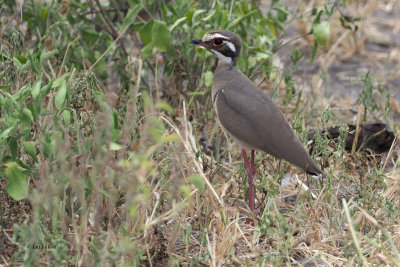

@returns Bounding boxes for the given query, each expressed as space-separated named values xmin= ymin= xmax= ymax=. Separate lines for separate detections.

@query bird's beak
xmin=191 ymin=38 xmax=203 ymax=45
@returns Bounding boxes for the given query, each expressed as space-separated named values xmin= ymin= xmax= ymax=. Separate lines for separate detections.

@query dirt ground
xmin=277 ymin=1 xmax=400 ymax=103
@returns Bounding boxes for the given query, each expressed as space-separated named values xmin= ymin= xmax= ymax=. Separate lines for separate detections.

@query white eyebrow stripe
xmin=210 ymin=49 xmax=233 ymax=64
xmin=202 ymin=33 xmax=229 ymax=42
xmin=210 ymin=33 xmax=229 ymax=39
xmin=224 ymin=41 xmax=236 ymax=53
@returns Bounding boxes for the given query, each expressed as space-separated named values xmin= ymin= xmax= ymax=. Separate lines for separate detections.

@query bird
xmin=191 ymin=30 xmax=322 ymax=223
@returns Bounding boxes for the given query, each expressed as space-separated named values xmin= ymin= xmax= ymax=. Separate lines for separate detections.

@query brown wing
xmin=215 ymin=81 xmax=322 ymax=175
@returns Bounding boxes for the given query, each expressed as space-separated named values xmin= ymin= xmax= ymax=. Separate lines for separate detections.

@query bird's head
xmin=191 ymin=30 xmax=242 ymax=65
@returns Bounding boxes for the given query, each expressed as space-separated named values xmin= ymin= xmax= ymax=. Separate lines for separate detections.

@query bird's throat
xmin=211 ymin=49 xmax=236 ymax=68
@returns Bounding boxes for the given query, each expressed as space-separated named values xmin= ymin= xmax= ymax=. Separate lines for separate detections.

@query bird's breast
xmin=213 ymin=90 xmax=258 ymax=151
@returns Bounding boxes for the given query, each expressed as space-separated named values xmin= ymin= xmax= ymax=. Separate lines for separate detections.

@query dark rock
xmin=309 ymin=123 xmax=395 ymax=154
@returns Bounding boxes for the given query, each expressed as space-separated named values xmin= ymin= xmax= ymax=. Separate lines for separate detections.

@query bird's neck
xmin=213 ymin=55 xmax=238 ymax=73
xmin=214 ymin=58 xmax=236 ymax=72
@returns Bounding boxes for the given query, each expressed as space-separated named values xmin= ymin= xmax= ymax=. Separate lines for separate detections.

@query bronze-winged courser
xmin=191 ymin=30 xmax=322 ymax=223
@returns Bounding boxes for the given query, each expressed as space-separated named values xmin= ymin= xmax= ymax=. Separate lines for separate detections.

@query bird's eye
xmin=213 ymin=38 xmax=223 ymax=46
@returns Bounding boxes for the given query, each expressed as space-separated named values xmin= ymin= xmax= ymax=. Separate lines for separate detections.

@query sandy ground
xmin=273 ymin=1 xmax=400 ymax=102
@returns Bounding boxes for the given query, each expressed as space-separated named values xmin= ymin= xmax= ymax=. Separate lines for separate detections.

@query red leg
xmin=250 ymin=150 xmax=255 ymax=174
xmin=242 ymin=149 xmax=255 ymax=225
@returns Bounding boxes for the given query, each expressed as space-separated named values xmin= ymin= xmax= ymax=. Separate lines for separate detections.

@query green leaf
xmin=313 ymin=21 xmax=330 ymax=45
xmin=5 ymin=162 xmax=29 ymax=201
xmin=112 ymin=129 xmax=121 ymax=142
xmin=0 ymin=127 xmax=14 ymax=143
xmin=156 ymin=101 xmax=174 ymax=115
xmin=23 ymin=141 xmax=38 ymax=162
xmin=31 ymin=79 xmax=41 ymax=99
xmin=139 ymin=20 xmax=154 ymax=45
xmin=22 ymin=108 xmax=33 ymax=122
xmin=141 ymin=41 xmax=153 ymax=60
xmin=169 ymin=17 xmax=187 ymax=32
xmin=112 ymin=110 xmax=120 ymax=129
xmin=52 ymin=73 xmax=69 ymax=88
xmin=189 ymin=174 xmax=205 ymax=193
xmin=120 ymin=3 xmax=143 ymax=32
xmin=274 ymin=7 xmax=290 ymax=22
xmin=14 ymin=55 xmax=27 ymax=64
xmin=201 ymin=10 xmax=216 ymax=22
xmin=248 ymin=56 xmax=256 ymax=68
xmin=41 ymin=109 xmax=57 ymax=115
xmin=26 ymin=50 xmax=40 ymax=74
xmin=18 ymin=63 xmax=31 ymax=73
xmin=109 ymin=142 xmax=123 ymax=151
xmin=255 ymin=52 xmax=270 ymax=61
xmin=267 ymin=19 xmax=278 ymax=38
xmin=40 ymin=8 xmax=48 ymax=22
xmin=62 ymin=109 xmax=71 ymax=124
xmin=152 ymin=21 xmax=169 ymax=52
xmin=290 ymin=48 xmax=304 ymax=64
xmin=82 ymin=26 xmax=100 ymax=46
xmin=12 ymin=57 xmax=23 ymax=67
xmin=228 ymin=10 xmax=258 ymax=29
xmin=41 ymin=79 xmax=54 ymax=97
xmin=191 ymin=9 xmax=206 ymax=24
xmin=28 ymin=99 xmax=40 ymax=120
xmin=149 ymin=117 xmax=165 ymax=143
xmin=40 ymin=50 xmax=58 ymax=62
xmin=9 ymin=138 xmax=18 ymax=159
xmin=204 ymin=71 xmax=214 ymax=87
xmin=310 ymin=41 xmax=318 ymax=63
xmin=55 ymin=81 xmax=67 ymax=110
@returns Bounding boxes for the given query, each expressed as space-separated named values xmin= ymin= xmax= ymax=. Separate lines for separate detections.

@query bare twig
xmin=93 ymin=0 xmax=128 ymax=56
xmin=351 ymin=106 xmax=363 ymax=154
xmin=58 ymin=36 xmax=79 ymax=77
